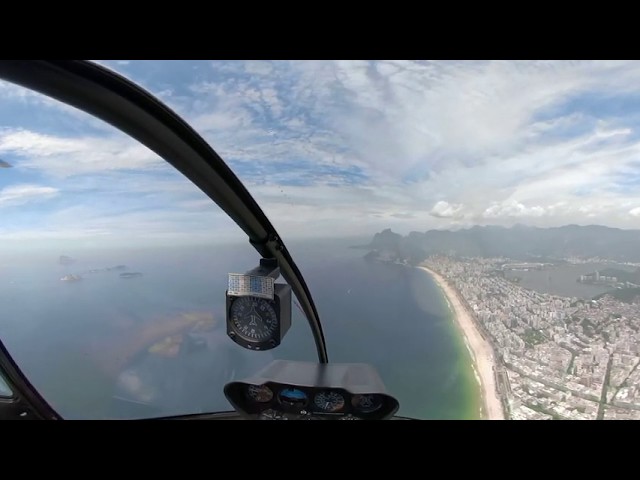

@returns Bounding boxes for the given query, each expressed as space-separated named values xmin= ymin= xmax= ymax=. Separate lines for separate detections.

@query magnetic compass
xmin=226 ymin=259 xmax=291 ymax=351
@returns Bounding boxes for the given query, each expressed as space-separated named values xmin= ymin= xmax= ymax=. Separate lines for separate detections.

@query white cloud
xmin=0 ymin=184 xmax=58 ymax=206
xmin=0 ymin=79 xmax=114 ymax=132
xmin=243 ymin=61 xmax=274 ymax=76
xmin=0 ymin=129 xmax=165 ymax=177
xmin=429 ymin=201 xmax=464 ymax=219
xmin=483 ymin=201 xmax=546 ymax=219
xmin=0 ymin=198 xmax=239 ymax=246
xmin=175 ymin=60 xmax=640 ymax=234
xmin=5 ymin=60 xmax=640 ymax=241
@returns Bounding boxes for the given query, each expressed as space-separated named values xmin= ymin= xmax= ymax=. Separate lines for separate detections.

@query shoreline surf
xmin=418 ymin=265 xmax=505 ymax=420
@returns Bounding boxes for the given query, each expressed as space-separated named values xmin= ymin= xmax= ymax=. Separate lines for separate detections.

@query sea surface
xmin=0 ymin=239 xmax=479 ymax=420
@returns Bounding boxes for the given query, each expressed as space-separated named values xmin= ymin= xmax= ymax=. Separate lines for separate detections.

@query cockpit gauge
xmin=352 ymin=394 xmax=383 ymax=413
xmin=278 ymin=387 xmax=308 ymax=408
xmin=226 ymin=259 xmax=291 ymax=351
xmin=224 ymin=361 xmax=401 ymax=420
xmin=246 ymin=384 xmax=273 ymax=403
xmin=313 ymin=391 xmax=345 ymax=412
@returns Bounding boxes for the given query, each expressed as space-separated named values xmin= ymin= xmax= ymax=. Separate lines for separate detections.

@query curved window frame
xmin=0 ymin=60 xmax=328 ymax=419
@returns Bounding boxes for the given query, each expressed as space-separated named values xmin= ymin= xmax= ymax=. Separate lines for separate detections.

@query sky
xmin=2 ymin=60 xmax=640 ymax=249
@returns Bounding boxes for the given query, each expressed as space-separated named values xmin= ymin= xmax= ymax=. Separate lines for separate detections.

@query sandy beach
xmin=418 ymin=266 xmax=505 ymax=420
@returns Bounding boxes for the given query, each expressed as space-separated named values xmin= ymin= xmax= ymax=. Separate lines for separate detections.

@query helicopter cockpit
xmin=0 ymin=60 xmax=404 ymax=420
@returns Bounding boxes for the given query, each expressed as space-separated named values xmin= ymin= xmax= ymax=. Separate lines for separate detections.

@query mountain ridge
xmin=364 ymin=224 xmax=640 ymax=264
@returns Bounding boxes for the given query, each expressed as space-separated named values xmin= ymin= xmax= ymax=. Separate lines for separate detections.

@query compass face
xmin=229 ymin=296 xmax=278 ymax=343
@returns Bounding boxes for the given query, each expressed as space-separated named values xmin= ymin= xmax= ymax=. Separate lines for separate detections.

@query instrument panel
xmin=224 ymin=360 xmax=400 ymax=420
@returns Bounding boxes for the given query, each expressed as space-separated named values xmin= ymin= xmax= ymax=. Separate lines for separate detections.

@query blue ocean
xmin=0 ymin=239 xmax=479 ymax=419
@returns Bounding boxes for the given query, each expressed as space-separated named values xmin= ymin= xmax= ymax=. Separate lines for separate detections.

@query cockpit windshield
xmin=0 ymin=71 xmax=319 ymax=419
xmin=6 ymin=61 xmax=640 ymax=421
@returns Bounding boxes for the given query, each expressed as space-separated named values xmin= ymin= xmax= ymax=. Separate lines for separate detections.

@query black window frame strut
xmin=0 ymin=60 xmax=329 ymax=366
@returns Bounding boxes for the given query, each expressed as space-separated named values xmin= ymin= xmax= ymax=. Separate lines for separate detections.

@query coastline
xmin=418 ymin=266 xmax=505 ymax=420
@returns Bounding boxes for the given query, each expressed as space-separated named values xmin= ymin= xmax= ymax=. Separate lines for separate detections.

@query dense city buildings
xmin=423 ymin=256 xmax=640 ymax=420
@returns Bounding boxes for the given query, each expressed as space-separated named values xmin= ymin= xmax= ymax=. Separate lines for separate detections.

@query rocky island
xmin=120 ymin=272 xmax=143 ymax=279
xmin=60 ymin=274 xmax=82 ymax=282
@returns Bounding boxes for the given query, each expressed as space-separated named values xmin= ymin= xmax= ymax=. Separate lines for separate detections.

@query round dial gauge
xmin=229 ymin=296 xmax=278 ymax=342
xmin=278 ymin=388 xmax=308 ymax=408
xmin=351 ymin=394 xmax=383 ymax=413
xmin=314 ymin=391 xmax=345 ymax=412
xmin=246 ymin=384 xmax=273 ymax=403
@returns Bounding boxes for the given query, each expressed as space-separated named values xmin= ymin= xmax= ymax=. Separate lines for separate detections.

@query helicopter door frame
xmin=0 ymin=60 xmax=328 ymax=364
xmin=0 ymin=59 xmax=330 ymax=420
xmin=0 ymin=342 xmax=60 ymax=419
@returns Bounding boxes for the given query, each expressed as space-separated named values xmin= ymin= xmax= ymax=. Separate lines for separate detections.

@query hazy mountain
xmin=366 ymin=224 xmax=640 ymax=263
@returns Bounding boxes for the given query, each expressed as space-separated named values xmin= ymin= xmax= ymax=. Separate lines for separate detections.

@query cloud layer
xmin=2 ymin=60 xmax=640 ymax=248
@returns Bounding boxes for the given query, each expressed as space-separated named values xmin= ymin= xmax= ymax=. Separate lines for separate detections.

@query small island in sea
xmin=60 ymin=274 xmax=82 ymax=282
xmin=120 ymin=272 xmax=143 ymax=279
